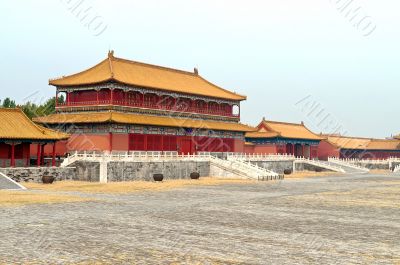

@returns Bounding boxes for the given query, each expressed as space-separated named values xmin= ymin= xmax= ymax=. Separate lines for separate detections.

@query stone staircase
xmin=212 ymin=156 xmax=281 ymax=180
xmin=295 ymin=158 xmax=346 ymax=173
xmin=327 ymin=158 xmax=370 ymax=174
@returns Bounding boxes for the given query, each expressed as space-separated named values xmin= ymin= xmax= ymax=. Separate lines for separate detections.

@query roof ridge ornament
xmin=194 ymin=67 xmax=199 ymax=75
xmin=108 ymin=50 xmax=114 ymax=78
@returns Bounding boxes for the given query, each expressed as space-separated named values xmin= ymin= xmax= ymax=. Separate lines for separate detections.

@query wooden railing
xmin=57 ymin=100 xmax=238 ymax=117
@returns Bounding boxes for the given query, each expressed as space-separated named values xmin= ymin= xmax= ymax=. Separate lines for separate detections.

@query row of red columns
xmin=35 ymin=143 xmax=57 ymax=167
xmin=285 ymin=144 xmax=314 ymax=158
xmin=59 ymin=89 xmax=237 ymax=117
xmin=7 ymin=142 xmax=57 ymax=168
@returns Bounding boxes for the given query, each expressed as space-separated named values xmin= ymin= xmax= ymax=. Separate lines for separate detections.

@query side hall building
xmin=318 ymin=135 xmax=400 ymax=160
xmin=244 ymin=118 xmax=323 ymax=158
xmin=0 ymin=108 xmax=69 ymax=167
xmin=35 ymin=51 xmax=254 ymax=154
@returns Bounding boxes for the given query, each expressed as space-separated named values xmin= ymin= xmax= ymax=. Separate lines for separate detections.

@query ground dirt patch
xmin=0 ymin=190 xmax=93 ymax=207
xmin=24 ymin=178 xmax=256 ymax=194
xmin=285 ymin=171 xmax=343 ymax=179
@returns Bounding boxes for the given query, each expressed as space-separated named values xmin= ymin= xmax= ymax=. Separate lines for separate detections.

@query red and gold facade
xmin=245 ymin=119 xmax=324 ymax=159
xmin=35 ymin=51 xmax=253 ymax=154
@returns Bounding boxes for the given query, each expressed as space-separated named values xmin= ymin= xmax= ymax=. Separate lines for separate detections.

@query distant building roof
xmin=0 ymin=108 xmax=69 ymax=141
xmin=49 ymin=51 xmax=246 ymax=101
xmin=323 ymin=135 xmax=400 ymax=150
xmin=34 ymin=111 xmax=255 ymax=132
xmin=246 ymin=119 xmax=323 ymax=141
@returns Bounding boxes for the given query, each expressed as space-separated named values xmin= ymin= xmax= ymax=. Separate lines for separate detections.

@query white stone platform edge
xmin=0 ymin=172 xmax=27 ymax=190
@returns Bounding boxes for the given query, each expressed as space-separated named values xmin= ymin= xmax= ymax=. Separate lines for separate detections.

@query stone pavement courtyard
xmin=1 ymin=174 xmax=400 ymax=264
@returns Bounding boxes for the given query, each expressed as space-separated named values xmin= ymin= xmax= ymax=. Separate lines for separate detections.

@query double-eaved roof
xmin=49 ymin=51 xmax=246 ymax=101
xmin=0 ymin=108 xmax=69 ymax=141
xmin=34 ymin=111 xmax=255 ymax=132
xmin=246 ymin=119 xmax=324 ymax=141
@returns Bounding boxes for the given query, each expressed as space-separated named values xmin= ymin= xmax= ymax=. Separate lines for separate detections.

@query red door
xmin=179 ymin=137 xmax=193 ymax=155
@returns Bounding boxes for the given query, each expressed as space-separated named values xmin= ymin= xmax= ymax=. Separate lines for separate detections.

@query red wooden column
xmin=302 ymin=144 xmax=305 ymax=158
xmin=41 ymin=144 xmax=46 ymax=166
xmin=10 ymin=143 xmax=15 ymax=168
xmin=160 ymin=135 xmax=164 ymax=152
xmin=52 ymin=142 xmax=57 ymax=167
xmin=96 ymin=89 xmax=100 ymax=105
xmin=144 ymin=135 xmax=148 ymax=151
xmin=55 ymin=91 xmax=58 ymax=108
xmin=66 ymin=92 xmax=70 ymax=106
xmin=110 ymin=88 xmax=114 ymax=105
xmin=25 ymin=144 xmax=30 ymax=167
xmin=109 ymin=132 xmax=113 ymax=153
xmin=37 ymin=143 xmax=41 ymax=167
xmin=190 ymin=99 xmax=195 ymax=112
xmin=141 ymin=93 xmax=145 ymax=107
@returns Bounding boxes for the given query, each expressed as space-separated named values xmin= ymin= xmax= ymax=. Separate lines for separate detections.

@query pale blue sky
xmin=1 ymin=0 xmax=399 ymax=138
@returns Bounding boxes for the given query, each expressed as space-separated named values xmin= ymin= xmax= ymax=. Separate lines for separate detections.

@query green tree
xmin=1 ymin=96 xmax=59 ymax=119
xmin=2 ymin=98 xmax=16 ymax=108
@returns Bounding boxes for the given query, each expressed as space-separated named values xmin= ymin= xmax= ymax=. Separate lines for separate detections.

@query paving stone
xmin=0 ymin=174 xmax=399 ymax=264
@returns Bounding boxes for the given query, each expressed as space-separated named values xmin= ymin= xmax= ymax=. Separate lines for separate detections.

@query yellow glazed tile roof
xmin=325 ymin=135 xmax=400 ymax=150
xmin=326 ymin=136 xmax=370 ymax=150
xmin=255 ymin=119 xmax=324 ymax=140
xmin=0 ymin=108 xmax=69 ymax=140
xmin=367 ymin=139 xmax=400 ymax=150
xmin=49 ymin=51 xmax=246 ymax=101
xmin=34 ymin=111 xmax=255 ymax=132
xmin=245 ymin=131 xmax=279 ymax=138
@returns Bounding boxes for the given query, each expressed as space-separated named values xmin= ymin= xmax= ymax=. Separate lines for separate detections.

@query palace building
xmin=34 ymin=51 xmax=254 ymax=154
xmin=0 ymin=108 xmax=69 ymax=167
xmin=317 ymin=135 xmax=400 ymax=160
xmin=244 ymin=118 xmax=323 ymax=158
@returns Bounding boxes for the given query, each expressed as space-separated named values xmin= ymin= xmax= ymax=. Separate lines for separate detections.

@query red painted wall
xmin=252 ymin=144 xmax=277 ymax=154
xmin=318 ymin=140 xmax=340 ymax=160
xmin=234 ymin=139 xmax=245 ymax=153
xmin=244 ymin=144 xmax=255 ymax=154
xmin=0 ymin=143 xmax=10 ymax=159
xmin=54 ymin=133 xmax=242 ymax=154
xmin=112 ymin=134 xmax=129 ymax=151
xmin=67 ymin=134 xmax=111 ymax=151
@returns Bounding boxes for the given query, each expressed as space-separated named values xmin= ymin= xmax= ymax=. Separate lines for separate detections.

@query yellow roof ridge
xmin=49 ymin=58 xmax=112 ymax=84
xmin=0 ymin=108 xmax=69 ymax=140
xmin=18 ymin=108 xmax=70 ymax=139
xmin=111 ymin=54 xmax=246 ymax=99
xmin=258 ymin=119 xmax=324 ymax=140
xmin=49 ymin=51 xmax=247 ymax=101
xmin=196 ymin=74 xmax=247 ymax=99
xmin=325 ymin=134 xmax=375 ymax=141
xmin=34 ymin=111 xmax=254 ymax=132
xmin=0 ymin=108 xmax=22 ymax=113
xmin=112 ymin=54 xmax=197 ymax=77
xmin=264 ymin=119 xmax=305 ymax=127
